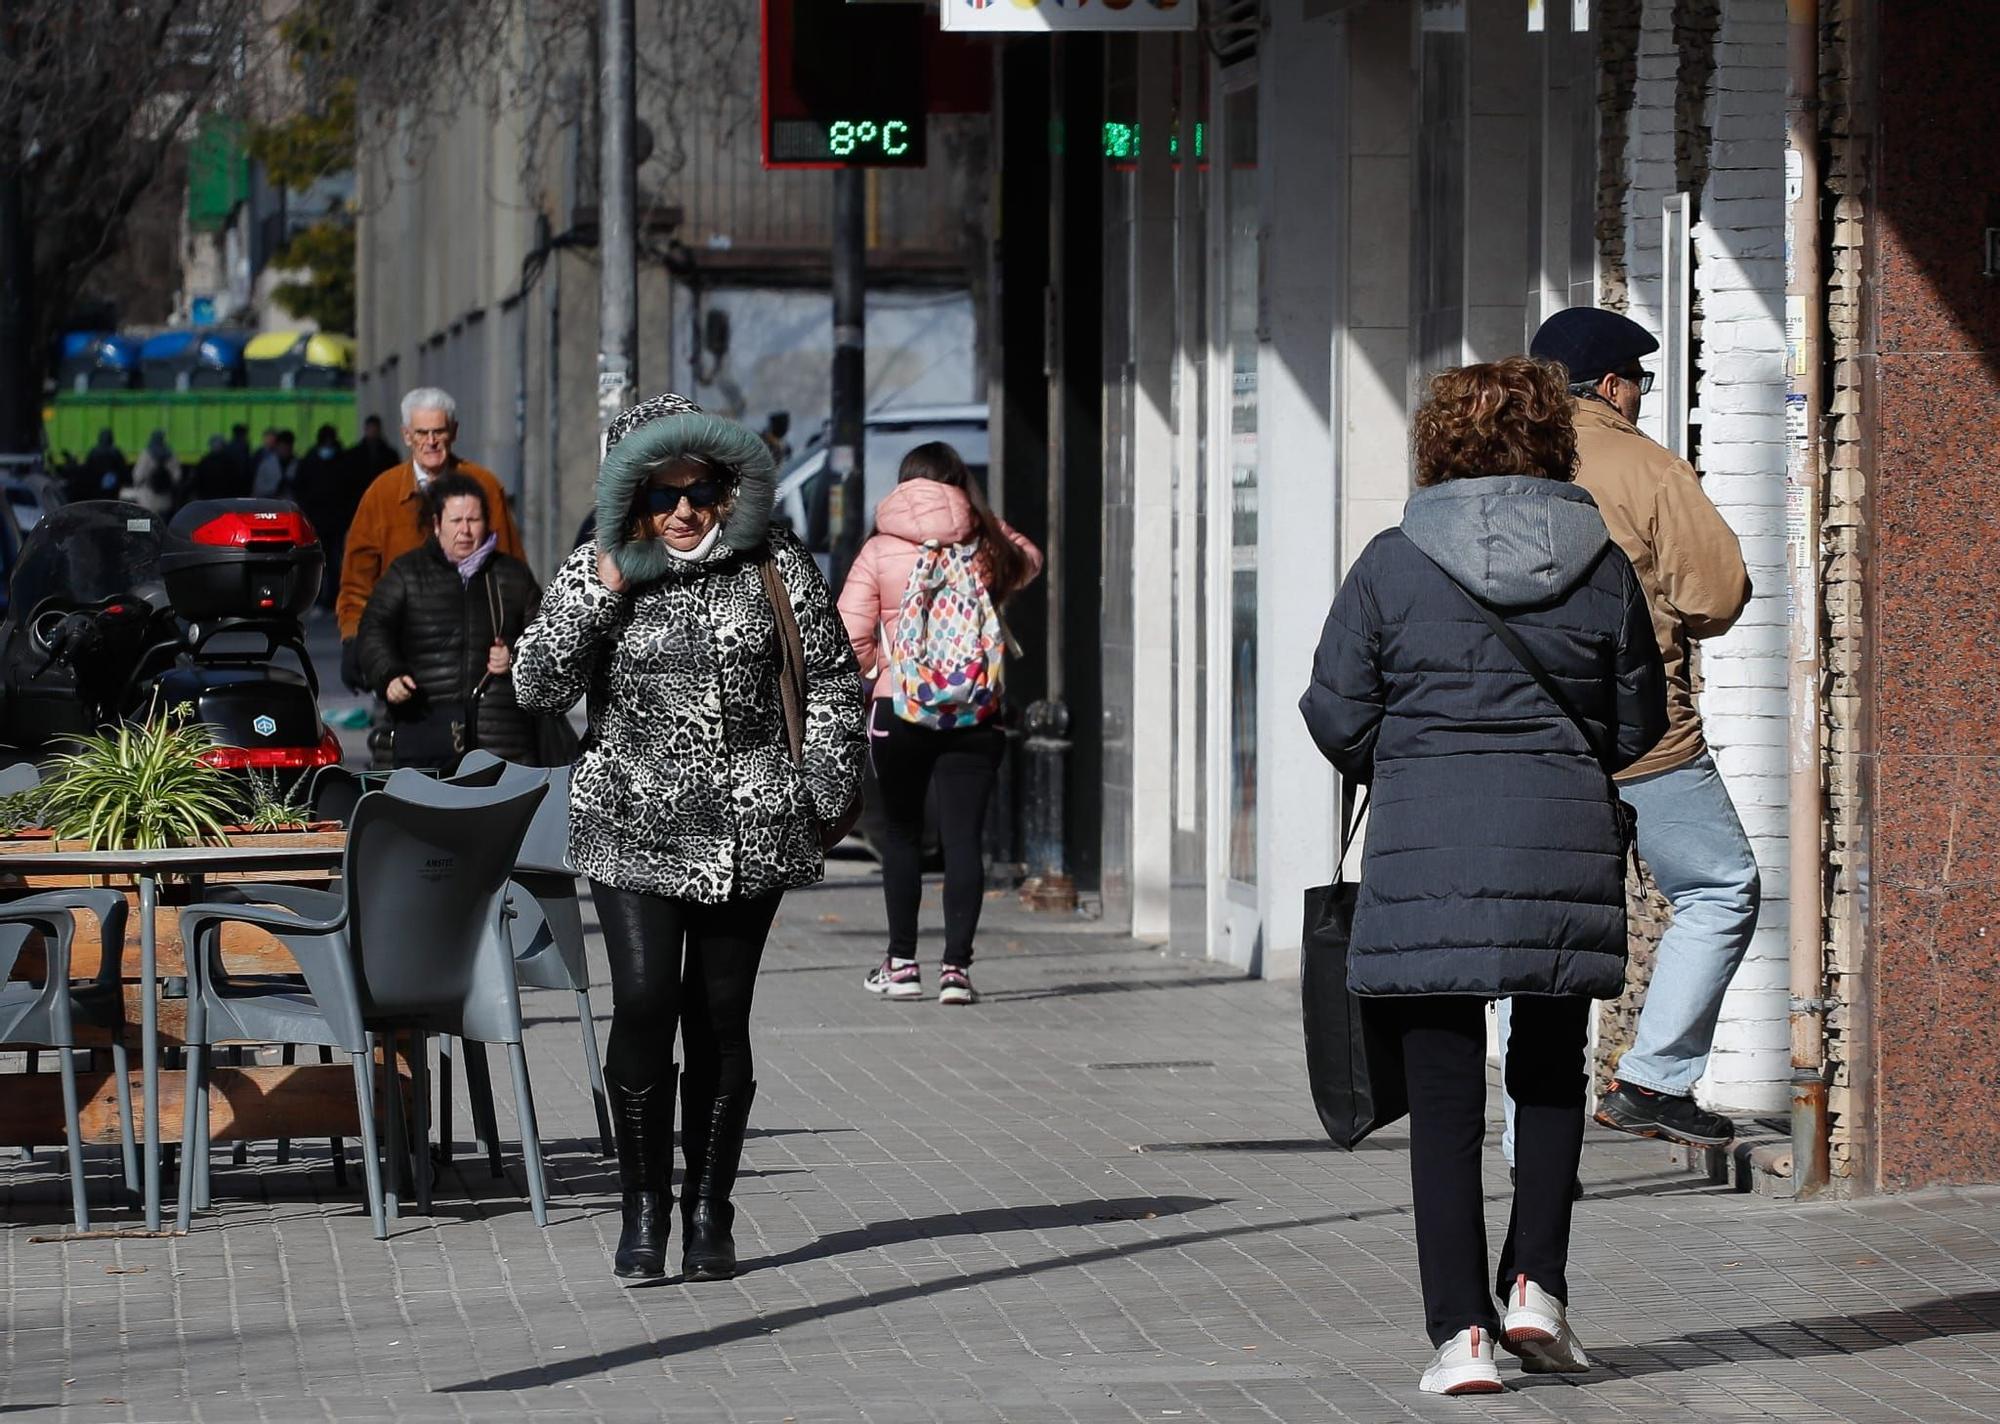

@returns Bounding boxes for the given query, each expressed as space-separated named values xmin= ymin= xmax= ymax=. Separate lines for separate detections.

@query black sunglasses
xmin=1619 ymin=368 xmax=1657 ymax=396
xmin=642 ymin=476 xmax=731 ymax=515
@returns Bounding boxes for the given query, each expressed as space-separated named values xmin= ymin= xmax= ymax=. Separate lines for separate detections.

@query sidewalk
xmin=5 ymin=868 xmax=2000 ymax=1422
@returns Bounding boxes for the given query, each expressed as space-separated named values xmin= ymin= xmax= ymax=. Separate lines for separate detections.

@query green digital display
xmin=768 ymin=117 xmax=922 ymax=166
xmin=1101 ymin=122 xmax=1207 ymax=161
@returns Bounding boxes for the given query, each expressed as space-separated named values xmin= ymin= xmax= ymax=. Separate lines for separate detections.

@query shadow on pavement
xmin=754 ymin=1194 xmax=1225 ymax=1272
xmin=1592 ymin=1289 xmax=2000 ymax=1379
xmin=447 ymin=1198 xmax=1443 ymax=1393
xmin=980 ymin=974 xmax=1249 ymax=1003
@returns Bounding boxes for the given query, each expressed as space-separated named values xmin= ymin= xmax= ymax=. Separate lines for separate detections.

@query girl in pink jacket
xmin=837 ymin=442 xmax=1042 ymax=1004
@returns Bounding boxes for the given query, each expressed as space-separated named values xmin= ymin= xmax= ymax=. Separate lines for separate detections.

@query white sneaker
xmin=1418 ymin=1325 xmax=1504 ymax=1396
xmin=1501 ymin=1274 xmax=1592 ymax=1374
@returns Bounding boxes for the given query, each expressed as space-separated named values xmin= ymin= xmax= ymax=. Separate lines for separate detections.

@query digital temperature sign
xmin=762 ymin=0 xmax=928 ymax=169
xmin=769 ymin=117 xmax=919 ymax=166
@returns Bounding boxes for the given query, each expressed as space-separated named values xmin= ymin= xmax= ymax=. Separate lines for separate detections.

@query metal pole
xmin=1785 ymin=0 xmax=1829 ymax=1198
xmin=1022 ymin=36 xmax=1075 ymax=913
xmin=830 ymin=169 xmax=867 ymax=583
xmin=544 ymin=223 xmax=563 ymax=572
xmin=596 ymin=0 xmax=638 ymax=444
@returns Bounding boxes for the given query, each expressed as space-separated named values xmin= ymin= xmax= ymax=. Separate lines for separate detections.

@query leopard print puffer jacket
xmin=515 ymin=529 xmax=863 ymax=903
xmin=513 ymin=389 xmax=863 ymax=904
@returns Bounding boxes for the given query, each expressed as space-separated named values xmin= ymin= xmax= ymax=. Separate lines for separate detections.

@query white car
xmin=772 ymin=403 xmax=989 ymax=584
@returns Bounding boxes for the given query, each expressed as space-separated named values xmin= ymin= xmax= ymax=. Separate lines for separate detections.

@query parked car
xmin=772 ymin=403 xmax=989 ymax=586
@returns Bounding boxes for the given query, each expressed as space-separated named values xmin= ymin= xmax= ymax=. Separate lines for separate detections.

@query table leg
xmin=139 ymin=874 xmax=160 ymax=1232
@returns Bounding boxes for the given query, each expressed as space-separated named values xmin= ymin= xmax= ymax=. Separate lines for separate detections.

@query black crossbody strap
xmin=1416 ymin=551 xmax=1617 ymax=773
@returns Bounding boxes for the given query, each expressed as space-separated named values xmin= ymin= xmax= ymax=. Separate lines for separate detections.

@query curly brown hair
xmin=1411 ymin=357 xmax=1578 ymax=487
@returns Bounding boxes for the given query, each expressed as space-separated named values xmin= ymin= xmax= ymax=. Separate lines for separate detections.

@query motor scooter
xmin=0 ymin=499 xmax=340 ymax=779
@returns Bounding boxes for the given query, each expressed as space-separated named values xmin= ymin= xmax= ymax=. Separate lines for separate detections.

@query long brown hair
xmin=895 ymin=442 xmax=1031 ymax=601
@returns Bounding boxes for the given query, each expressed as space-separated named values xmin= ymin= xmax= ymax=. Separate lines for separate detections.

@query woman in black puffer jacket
xmin=355 ymin=472 xmax=543 ymax=766
xmin=1300 ymin=358 xmax=1666 ymax=1397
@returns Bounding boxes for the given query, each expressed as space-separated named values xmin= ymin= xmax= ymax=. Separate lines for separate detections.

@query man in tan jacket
xmin=1500 ymin=308 xmax=1759 ymax=1156
xmin=336 ymin=387 xmax=524 ymax=686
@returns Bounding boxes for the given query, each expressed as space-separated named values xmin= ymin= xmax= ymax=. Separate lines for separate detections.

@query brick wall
xmin=1687 ymin=0 xmax=1791 ymax=1115
xmin=1594 ymin=0 xmax=1793 ymax=1114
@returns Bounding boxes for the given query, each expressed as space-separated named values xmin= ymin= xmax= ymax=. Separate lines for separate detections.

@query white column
xmin=1129 ymin=37 xmax=1176 ymax=942
xmin=1340 ymin=0 xmax=1413 ymax=566
xmin=1254 ymin=0 xmax=1343 ymax=980
xmin=1692 ymin=0 xmax=1791 ymax=1115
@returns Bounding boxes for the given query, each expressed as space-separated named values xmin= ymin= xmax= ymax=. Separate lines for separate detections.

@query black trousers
xmin=868 ymin=698 xmax=1006 ymax=967
xmin=589 ymin=881 xmax=783 ymax=1103
xmin=1389 ymin=993 xmax=1591 ymax=1345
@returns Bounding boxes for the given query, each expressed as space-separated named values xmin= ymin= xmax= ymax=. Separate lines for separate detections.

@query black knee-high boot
xmin=608 ymin=1066 xmax=675 ymax=1286
xmin=682 ymin=1081 xmax=755 ymax=1281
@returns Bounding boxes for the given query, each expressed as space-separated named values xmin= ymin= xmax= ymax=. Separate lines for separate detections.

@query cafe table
xmin=0 ymin=843 xmax=346 ymax=1231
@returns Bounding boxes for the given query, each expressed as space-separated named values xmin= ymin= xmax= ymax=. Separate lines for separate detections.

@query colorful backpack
xmin=887 ymin=539 xmax=1005 ymax=729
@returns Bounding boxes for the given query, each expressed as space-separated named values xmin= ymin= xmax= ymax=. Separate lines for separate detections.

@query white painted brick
xmin=1700 ymin=258 xmax=1786 ymax=294
xmin=1701 ymin=411 xmax=1786 ymax=444
xmin=1699 ymin=287 xmax=1783 ymax=325
xmin=1723 ymin=953 xmax=1793 ymax=994
xmin=1714 ymin=741 xmax=1787 ymax=781
xmin=1703 ymin=656 xmax=1788 ymax=690
xmin=1701 ymin=383 xmax=1785 ymax=417
xmin=1711 ymin=1013 xmax=1790 ymax=1055
xmin=1711 ymin=506 xmax=1787 ymax=540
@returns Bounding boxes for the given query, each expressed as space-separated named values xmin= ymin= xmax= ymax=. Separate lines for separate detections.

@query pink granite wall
xmin=1867 ymin=0 xmax=2000 ymax=1191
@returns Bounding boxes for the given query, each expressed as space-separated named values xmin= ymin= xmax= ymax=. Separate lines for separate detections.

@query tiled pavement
xmin=6 ymin=867 xmax=2000 ymax=1423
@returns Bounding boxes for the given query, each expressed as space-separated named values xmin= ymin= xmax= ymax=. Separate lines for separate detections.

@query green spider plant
xmin=40 ymin=717 xmax=238 ymax=851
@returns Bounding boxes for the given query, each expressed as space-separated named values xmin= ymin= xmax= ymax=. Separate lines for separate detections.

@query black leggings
xmin=868 ymin=698 xmax=1006 ymax=967
xmin=1390 ymin=993 xmax=1591 ymax=1345
xmin=590 ymin=881 xmax=783 ymax=1100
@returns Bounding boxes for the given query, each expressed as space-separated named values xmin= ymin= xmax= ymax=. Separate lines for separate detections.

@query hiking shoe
xmin=864 ymin=957 xmax=923 ymax=1000
xmin=1418 ymin=1325 xmax=1504 ymax=1396
xmin=1507 ymin=1166 xmax=1585 ymax=1201
xmin=938 ymin=966 xmax=978 ymax=1006
xmin=1594 ymin=1080 xmax=1734 ymax=1148
xmin=1501 ymin=1274 xmax=1592 ymax=1375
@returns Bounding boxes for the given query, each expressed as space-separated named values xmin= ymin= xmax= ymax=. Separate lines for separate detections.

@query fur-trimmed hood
xmin=595 ymin=391 xmax=776 ymax=585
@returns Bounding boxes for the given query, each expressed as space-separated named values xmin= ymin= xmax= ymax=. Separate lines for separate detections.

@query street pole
xmin=0 ymin=3 xmax=35 ymax=456
xmin=596 ymin=0 xmax=638 ymax=444
xmin=830 ymin=168 xmax=866 ymax=583
xmin=1022 ymin=36 xmax=1075 ymax=913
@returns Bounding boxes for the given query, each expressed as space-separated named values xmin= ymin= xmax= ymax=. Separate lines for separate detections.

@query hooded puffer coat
xmin=1299 ymin=476 xmax=1667 ymax=999
xmin=513 ymin=392 xmax=865 ymax=903
xmin=837 ymin=479 xmax=1042 ymax=694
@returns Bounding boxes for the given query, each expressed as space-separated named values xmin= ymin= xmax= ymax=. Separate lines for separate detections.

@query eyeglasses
xmin=1620 ymin=369 xmax=1656 ymax=396
xmin=643 ymin=476 xmax=731 ymax=515
xmin=407 ymin=426 xmax=452 ymax=445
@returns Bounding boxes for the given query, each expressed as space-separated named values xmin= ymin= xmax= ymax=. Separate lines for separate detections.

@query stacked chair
xmin=174 ymin=773 xmax=549 ymax=1236
xmin=0 ymin=763 xmax=139 ymax=1231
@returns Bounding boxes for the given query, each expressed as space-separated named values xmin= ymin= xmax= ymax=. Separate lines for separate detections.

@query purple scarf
xmin=455 ymin=533 xmax=499 ymax=585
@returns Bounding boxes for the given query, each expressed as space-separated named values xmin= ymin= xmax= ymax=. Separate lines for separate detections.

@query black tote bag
xmin=1301 ymin=783 xmax=1408 ymax=1150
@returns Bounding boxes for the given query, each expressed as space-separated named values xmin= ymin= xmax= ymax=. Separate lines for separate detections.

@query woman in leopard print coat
xmin=515 ymin=392 xmax=863 ymax=1289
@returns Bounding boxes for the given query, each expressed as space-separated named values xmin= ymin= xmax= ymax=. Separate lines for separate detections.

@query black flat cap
xmin=1529 ymin=307 xmax=1660 ymax=386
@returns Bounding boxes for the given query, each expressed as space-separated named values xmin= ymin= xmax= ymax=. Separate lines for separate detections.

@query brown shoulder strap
xmin=758 ymin=546 xmax=808 ymax=766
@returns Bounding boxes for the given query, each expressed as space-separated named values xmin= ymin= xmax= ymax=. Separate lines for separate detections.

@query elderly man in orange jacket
xmin=337 ymin=386 xmax=524 ymax=687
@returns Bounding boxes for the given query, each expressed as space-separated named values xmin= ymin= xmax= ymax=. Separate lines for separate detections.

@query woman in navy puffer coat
xmin=1299 ymin=357 xmax=1666 ymax=1396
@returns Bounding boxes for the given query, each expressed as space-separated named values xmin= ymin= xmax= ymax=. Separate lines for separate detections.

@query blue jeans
xmin=1500 ymin=754 xmax=1761 ymax=1162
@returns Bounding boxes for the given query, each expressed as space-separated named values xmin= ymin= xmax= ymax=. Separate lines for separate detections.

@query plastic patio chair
xmin=0 ymin=896 xmax=140 ymax=1230
xmin=174 ymin=773 xmax=548 ymax=1236
xmin=440 ymin=753 xmax=614 ymax=1165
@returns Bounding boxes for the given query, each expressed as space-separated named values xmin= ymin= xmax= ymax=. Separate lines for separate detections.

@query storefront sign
xmin=942 ymin=0 xmax=1194 ymax=34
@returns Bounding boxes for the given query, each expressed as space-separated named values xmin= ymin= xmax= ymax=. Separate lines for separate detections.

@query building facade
xmin=1003 ymin=0 xmax=1991 ymax=1194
